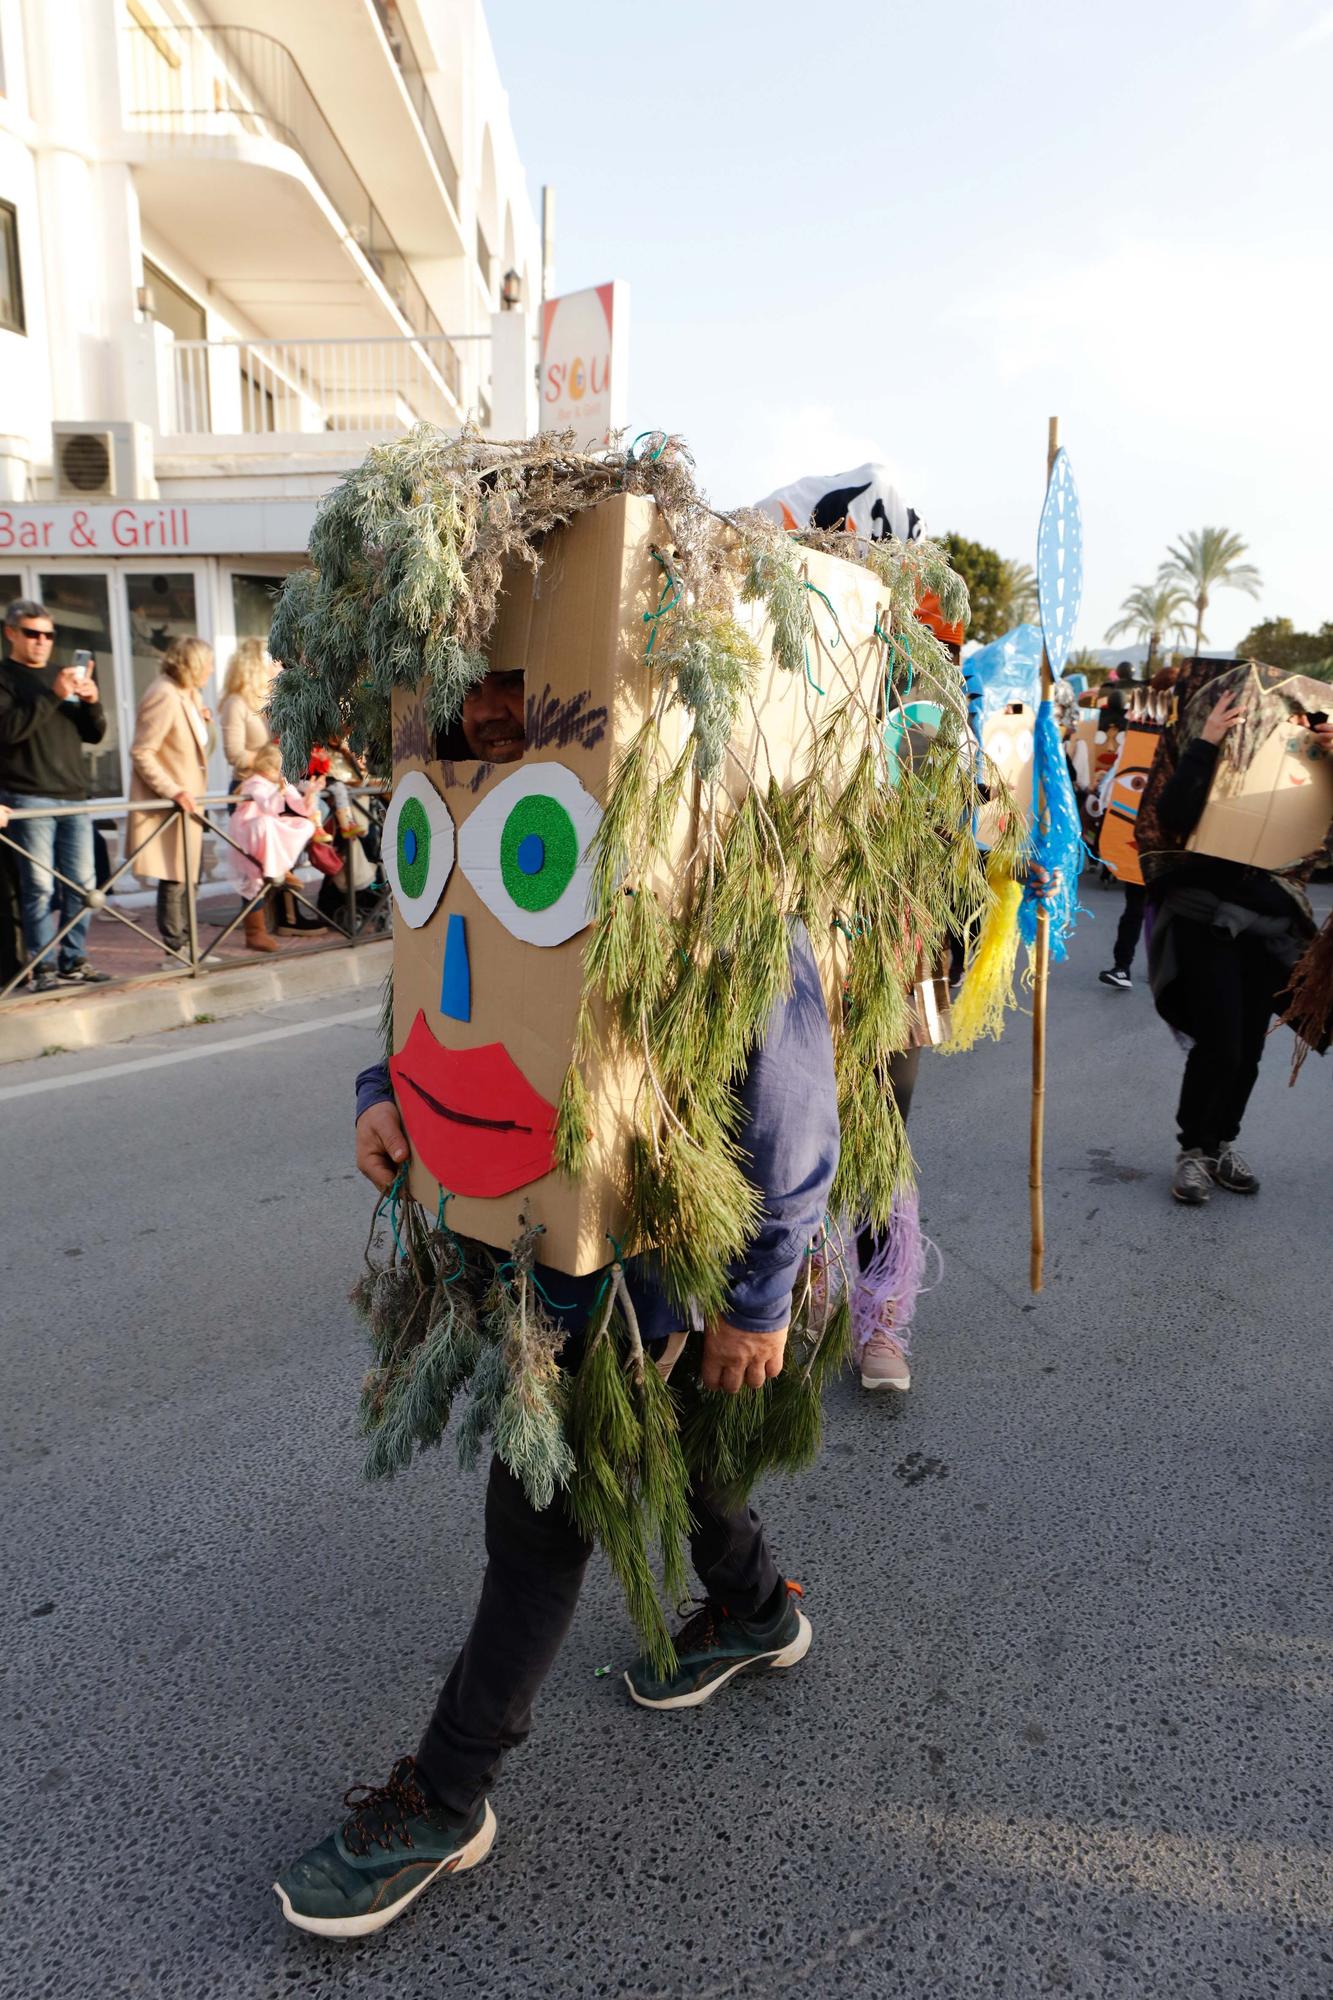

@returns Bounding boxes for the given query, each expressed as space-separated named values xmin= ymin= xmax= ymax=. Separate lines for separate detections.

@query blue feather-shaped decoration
xmin=1036 ymin=450 xmax=1084 ymax=680
xmin=1019 ymin=699 xmax=1087 ymax=962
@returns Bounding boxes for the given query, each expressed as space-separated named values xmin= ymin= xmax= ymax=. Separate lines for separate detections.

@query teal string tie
xmin=494 ymin=1257 xmax=577 ymax=1315
xmin=377 ymin=1167 xmax=408 ymax=1259
xmin=803 ymin=580 xmax=846 ymax=650
xmin=629 ymin=430 xmax=670 ymax=464
xmin=605 ymin=1233 xmax=626 ymax=1264
xmin=803 ymin=643 xmax=827 ymax=696
xmin=435 ymin=1189 xmax=464 ymax=1283
xmin=643 ymin=551 xmax=681 ymax=659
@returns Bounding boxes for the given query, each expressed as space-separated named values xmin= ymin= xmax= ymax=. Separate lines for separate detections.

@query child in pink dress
xmin=226 ymin=744 xmax=322 ymax=898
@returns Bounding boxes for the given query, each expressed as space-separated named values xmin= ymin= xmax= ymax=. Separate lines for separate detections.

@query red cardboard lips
xmin=390 ymin=1009 xmax=558 ymax=1199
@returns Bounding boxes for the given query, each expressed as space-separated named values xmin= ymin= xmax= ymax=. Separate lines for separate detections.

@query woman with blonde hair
xmin=219 ymin=636 xmax=277 ymax=789
xmin=127 ymin=635 xmax=223 ymax=966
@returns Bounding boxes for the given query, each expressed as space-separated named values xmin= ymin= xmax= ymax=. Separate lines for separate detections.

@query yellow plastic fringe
xmin=943 ymin=866 xmax=1023 ymax=1053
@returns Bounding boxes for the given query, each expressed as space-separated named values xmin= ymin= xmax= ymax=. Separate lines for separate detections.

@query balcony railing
xmin=169 ymin=334 xmax=463 ymax=437
xmin=122 ymin=23 xmax=443 ymax=341
xmin=369 ymin=0 xmax=460 ymax=210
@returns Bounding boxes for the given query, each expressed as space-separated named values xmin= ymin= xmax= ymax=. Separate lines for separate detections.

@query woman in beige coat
xmin=127 ymin=637 xmax=223 ymax=965
xmin=218 ymin=637 xmax=277 ymax=788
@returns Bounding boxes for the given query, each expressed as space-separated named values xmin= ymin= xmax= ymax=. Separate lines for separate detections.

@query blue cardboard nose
xmin=439 ymin=911 xmax=471 ymax=1022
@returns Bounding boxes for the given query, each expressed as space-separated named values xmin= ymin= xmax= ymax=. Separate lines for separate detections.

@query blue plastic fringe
xmin=1019 ymin=698 xmax=1087 ymax=962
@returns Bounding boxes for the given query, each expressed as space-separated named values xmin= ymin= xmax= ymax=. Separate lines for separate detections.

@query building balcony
xmin=120 ymin=23 xmax=452 ymax=345
xmin=182 ymin=2 xmax=466 ymax=261
xmin=160 ymin=333 xmax=471 ymax=450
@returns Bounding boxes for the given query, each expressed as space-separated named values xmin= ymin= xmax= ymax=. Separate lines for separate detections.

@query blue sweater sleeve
xmin=722 ymin=923 xmax=840 ymax=1334
xmin=355 ymin=1058 xmax=394 ymax=1121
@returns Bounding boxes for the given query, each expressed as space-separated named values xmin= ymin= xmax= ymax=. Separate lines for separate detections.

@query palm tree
xmin=1105 ymin=581 xmax=1193 ymax=671
xmin=996 ymin=558 xmax=1039 ymax=628
xmin=1158 ymin=527 xmax=1262 ymax=657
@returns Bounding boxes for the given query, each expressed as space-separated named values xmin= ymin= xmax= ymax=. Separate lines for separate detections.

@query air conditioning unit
xmin=51 ymin=421 xmax=157 ymax=501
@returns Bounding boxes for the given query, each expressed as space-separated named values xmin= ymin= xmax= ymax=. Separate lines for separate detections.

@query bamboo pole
xmin=1029 ymin=414 xmax=1060 ymax=1293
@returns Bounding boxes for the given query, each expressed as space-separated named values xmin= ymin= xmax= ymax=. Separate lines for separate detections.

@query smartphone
xmin=1304 ymin=710 xmax=1328 ymax=730
xmin=72 ymin=649 xmax=93 ymax=680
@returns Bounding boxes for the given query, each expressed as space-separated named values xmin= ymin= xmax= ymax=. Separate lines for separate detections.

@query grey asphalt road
xmin=4 ymin=882 xmax=1331 ymax=2000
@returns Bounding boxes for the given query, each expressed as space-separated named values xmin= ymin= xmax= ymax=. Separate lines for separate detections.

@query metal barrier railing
xmin=0 ymin=785 xmax=388 ymax=1005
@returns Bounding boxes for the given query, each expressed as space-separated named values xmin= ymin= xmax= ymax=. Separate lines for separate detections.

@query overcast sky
xmin=489 ymin=0 xmax=1332 ymax=652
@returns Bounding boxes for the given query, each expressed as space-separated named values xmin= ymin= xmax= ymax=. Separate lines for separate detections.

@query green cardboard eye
xmin=383 ymin=771 xmax=455 ymax=927
xmin=459 ymin=763 xmax=601 ymax=945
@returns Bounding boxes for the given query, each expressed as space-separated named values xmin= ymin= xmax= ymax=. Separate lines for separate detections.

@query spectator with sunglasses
xmin=0 ymin=597 xmax=111 ymax=990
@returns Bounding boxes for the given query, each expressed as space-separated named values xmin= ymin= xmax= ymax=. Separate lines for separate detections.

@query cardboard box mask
xmin=977 ymin=702 xmax=1036 ymax=848
xmin=1099 ymin=716 xmax=1161 ymax=885
xmin=1187 ymin=667 xmax=1333 ymax=872
xmin=387 ymin=492 xmax=889 ymax=1274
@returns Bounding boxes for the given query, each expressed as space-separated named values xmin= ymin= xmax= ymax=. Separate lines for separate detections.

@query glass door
xmin=37 ymin=571 xmax=121 ymax=797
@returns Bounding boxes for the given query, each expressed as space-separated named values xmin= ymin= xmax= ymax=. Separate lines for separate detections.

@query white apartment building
xmin=0 ymin=0 xmax=541 ymax=801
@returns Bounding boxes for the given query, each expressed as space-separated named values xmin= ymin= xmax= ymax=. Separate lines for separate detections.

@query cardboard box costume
xmin=385 ymin=493 xmax=891 ymax=1276
xmin=267 ymin=430 xmax=997 ymax=1667
xmin=1185 ymin=665 xmax=1333 ymax=872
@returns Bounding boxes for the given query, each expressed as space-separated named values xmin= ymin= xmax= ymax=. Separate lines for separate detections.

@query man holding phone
xmin=0 ymin=597 xmax=111 ymax=989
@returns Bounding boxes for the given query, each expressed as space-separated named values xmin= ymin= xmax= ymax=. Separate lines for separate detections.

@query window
xmin=1 ymin=201 xmax=25 ymax=335
xmin=126 ymin=572 xmax=201 ymax=709
xmin=142 ymin=257 xmax=206 ymax=342
xmin=231 ymin=572 xmax=284 ymax=642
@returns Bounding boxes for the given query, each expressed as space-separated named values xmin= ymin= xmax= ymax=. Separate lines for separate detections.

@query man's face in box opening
xmin=383 ymin=699 xmax=602 ymax=1206
xmin=461 ymin=669 xmax=525 ymax=762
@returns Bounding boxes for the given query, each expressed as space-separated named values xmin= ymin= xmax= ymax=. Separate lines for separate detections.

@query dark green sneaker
xmin=273 ymin=1756 xmax=496 ymax=1938
xmin=625 ymin=1583 xmax=811 ymax=1710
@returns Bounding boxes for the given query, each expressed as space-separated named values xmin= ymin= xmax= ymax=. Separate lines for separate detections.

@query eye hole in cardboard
xmin=435 ymin=667 xmax=527 ymax=765
xmin=458 ymin=762 xmax=602 ymax=947
xmin=383 ymin=770 xmax=456 ymax=928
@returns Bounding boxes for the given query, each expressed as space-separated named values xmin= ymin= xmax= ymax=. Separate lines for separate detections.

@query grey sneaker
xmin=1172 ymin=1149 xmax=1215 ymax=1205
xmin=1213 ymin=1146 xmax=1259 ymax=1194
xmin=274 ymin=1756 xmax=496 ymax=1939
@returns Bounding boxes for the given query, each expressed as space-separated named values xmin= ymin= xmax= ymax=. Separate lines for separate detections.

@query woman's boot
xmin=243 ymin=904 xmax=279 ymax=953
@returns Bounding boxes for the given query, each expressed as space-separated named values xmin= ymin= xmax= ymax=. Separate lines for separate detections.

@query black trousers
xmin=1113 ymin=882 xmax=1147 ymax=974
xmin=416 ymin=1453 xmax=781 ymax=1820
xmin=156 ymin=880 xmax=188 ymax=954
xmin=1173 ymin=918 xmax=1287 ymax=1153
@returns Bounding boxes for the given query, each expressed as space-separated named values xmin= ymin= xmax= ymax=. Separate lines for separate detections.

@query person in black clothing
xmin=1138 ymin=675 xmax=1333 ymax=1204
xmin=0 ymin=599 xmax=111 ymax=990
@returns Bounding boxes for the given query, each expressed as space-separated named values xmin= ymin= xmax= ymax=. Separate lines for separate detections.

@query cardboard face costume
xmin=384 ymin=492 xmax=892 ymax=1276
xmin=268 ymin=431 xmax=996 ymax=1669
xmin=1099 ymin=709 xmax=1163 ymax=885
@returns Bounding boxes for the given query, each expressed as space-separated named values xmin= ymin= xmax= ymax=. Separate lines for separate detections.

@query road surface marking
xmin=0 ymin=1005 xmax=379 ymax=1102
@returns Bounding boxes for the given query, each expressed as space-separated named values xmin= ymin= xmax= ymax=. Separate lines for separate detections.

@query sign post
xmin=538 ymin=283 xmax=629 ymax=443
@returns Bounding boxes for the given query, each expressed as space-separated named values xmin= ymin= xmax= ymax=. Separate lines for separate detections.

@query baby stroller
xmin=312 ymin=786 xmax=390 ymax=935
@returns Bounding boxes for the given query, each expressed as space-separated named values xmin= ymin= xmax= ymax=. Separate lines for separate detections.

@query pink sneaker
xmin=859 ymin=1328 xmax=911 ymax=1392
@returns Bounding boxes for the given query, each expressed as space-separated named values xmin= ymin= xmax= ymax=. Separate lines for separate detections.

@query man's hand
xmin=701 ymin=1318 xmax=788 ymax=1394
xmin=1307 ymin=717 xmax=1333 ymax=754
xmin=1201 ymin=689 xmax=1244 ymax=745
xmin=52 ymin=667 xmax=80 ymax=701
xmin=1029 ymin=861 xmax=1062 ymax=903
xmin=356 ymin=1101 xmax=410 ymax=1191
xmin=74 ymin=672 xmax=98 ymax=702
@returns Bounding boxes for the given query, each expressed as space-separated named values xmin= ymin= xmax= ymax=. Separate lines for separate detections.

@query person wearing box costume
xmin=1136 ymin=657 xmax=1333 ymax=1204
xmin=267 ymin=433 xmax=994 ymax=1939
